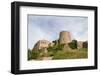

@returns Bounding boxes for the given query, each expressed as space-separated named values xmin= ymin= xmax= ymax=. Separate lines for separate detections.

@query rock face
xmin=59 ymin=31 xmax=71 ymax=44
xmin=77 ymin=41 xmax=83 ymax=49
xmin=33 ymin=40 xmax=50 ymax=50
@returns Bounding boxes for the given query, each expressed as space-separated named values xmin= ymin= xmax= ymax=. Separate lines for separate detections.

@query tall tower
xmin=59 ymin=31 xmax=71 ymax=44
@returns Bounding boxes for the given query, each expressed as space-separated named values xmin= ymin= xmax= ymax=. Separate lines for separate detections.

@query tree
xmin=28 ymin=49 xmax=32 ymax=60
xmin=83 ymin=41 xmax=88 ymax=48
xmin=68 ymin=40 xmax=77 ymax=49
xmin=47 ymin=44 xmax=64 ymax=52
xmin=28 ymin=49 xmax=41 ymax=60
xmin=31 ymin=50 xmax=40 ymax=59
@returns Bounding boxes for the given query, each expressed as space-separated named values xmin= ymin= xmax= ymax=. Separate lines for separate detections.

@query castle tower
xmin=59 ymin=31 xmax=71 ymax=44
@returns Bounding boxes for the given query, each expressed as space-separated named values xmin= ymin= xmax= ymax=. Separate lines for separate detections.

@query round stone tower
xmin=59 ymin=31 xmax=71 ymax=44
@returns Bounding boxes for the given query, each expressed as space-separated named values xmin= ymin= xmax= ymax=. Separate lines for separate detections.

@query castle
xmin=32 ymin=31 xmax=87 ymax=51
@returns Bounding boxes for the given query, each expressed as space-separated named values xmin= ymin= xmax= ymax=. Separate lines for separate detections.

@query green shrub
xmin=47 ymin=51 xmax=52 ymax=56
xmin=47 ymin=44 xmax=64 ymax=53
xmin=68 ymin=40 xmax=77 ymax=49
xmin=31 ymin=51 xmax=40 ymax=59
xmin=28 ymin=49 xmax=45 ymax=60
xmin=28 ymin=49 xmax=32 ymax=60
xmin=55 ymin=44 xmax=64 ymax=50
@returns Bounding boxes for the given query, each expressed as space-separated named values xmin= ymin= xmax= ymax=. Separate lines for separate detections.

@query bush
xmin=47 ymin=44 xmax=64 ymax=52
xmin=56 ymin=44 xmax=64 ymax=50
xmin=31 ymin=51 xmax=40 ymax=59
xmin=83 ymin=41 xmax=88 ymax=48
xmin=68 ymin=40 xmax=77 ymax=49
xmin=48 ymin=51 xmax=54 ymax=56
xmin=28 ymin=49 xmax=41 ymax=60
xmin=28 ymin=49 xmax=32 ymax=60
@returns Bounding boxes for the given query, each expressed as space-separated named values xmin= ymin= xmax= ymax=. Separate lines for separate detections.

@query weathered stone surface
xmin=59 ymin=31 xmax=71 ymax=44
xmin=63 ymin=44 xmax=71 ymax=51
xmin=33 ymin=40 xmax=50 ymax=50
xmin=49 ymin=42 xmax=55 ymax=47
xmin=77 ymin=41 xmax=83 ymax=49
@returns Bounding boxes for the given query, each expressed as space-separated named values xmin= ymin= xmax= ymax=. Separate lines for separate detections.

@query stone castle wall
xmin=33 ymin=31 xmax=72 ymax=50
xmin=59 ymin=31 xmax=71 ymax=44
xmin=33 ymin=31 xmax=87 ymax=51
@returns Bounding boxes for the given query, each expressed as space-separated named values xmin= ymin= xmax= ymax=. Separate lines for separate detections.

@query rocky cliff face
xmin=33 ymin=40 xmax=50 ymax=51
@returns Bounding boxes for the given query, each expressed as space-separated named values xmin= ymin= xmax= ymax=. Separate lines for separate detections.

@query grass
xmin=28 ymin=48 xmax=88 ymax=60
xmin=52 ymin=48 xmax=88 ymax=59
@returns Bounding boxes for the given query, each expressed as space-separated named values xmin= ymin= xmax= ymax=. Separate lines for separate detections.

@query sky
xmin=28 ymin=15 xmax=88 ymax=49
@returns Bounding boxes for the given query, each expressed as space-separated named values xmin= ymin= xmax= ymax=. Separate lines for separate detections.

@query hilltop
xmin=28 ymin=31 xmax=88 ymax=60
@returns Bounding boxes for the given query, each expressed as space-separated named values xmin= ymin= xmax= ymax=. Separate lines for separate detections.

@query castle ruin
xmin=59 ymin=31 xmax=71 ymax=44
xmin=33 ymin=31 xmax=87 ymax=51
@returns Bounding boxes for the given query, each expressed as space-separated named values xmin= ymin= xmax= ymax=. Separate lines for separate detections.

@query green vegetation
xmin=28 ymin=49 xmax=32 ymax=60
xmin=68 ymin=40 xmax=77 ymax=49
xmin=53 ymin=48 xmax=88 ymax=59
xmin=47 ymin=44 xmax=64 ymax=52
xmin=28 ymin=40 xmax=88 ymax=60
xmin=28 ymin=49 xmax=40 ymax=60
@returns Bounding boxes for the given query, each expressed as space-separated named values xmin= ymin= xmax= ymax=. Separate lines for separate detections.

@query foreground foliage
xmin=28 ymin=48 xmax=88 ymax=60
xmin=53 ymin=48 xmax=88 ymax=59
xmin=28 ymin=40 xmax=88 ymax=60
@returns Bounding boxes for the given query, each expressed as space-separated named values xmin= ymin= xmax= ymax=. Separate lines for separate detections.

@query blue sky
xmin=28 ymin=15 xmax=88 ymax=49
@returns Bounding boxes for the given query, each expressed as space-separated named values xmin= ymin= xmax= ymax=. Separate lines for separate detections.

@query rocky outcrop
xmin=33 ymin=40 xmax=50 ymax=51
